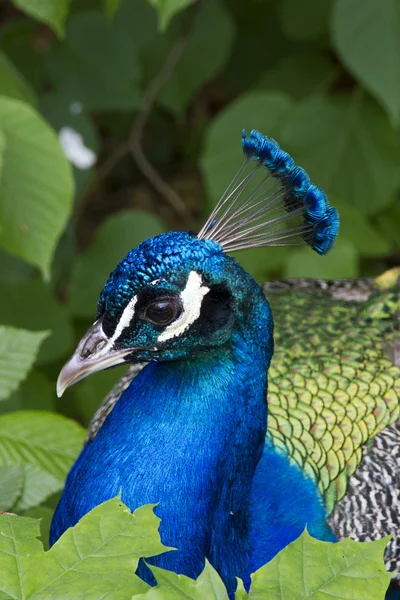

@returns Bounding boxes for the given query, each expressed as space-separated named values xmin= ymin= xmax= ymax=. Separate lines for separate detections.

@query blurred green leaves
xmin=104 ymin=0 xmax=121 ymax=18
xmin=147 ymin=0 xmax=196 ymax=31
xmin=46 ymin=11 xmax=140 ymax=111
xmin=0 ymin=52 xmax=35 ymax=105
xmin=255 ymin=52 xmax=336 ymax=100
xmin=157 ymin=0 xmax=235 ymax=114
xmin=281 ymin=93 xmax=400 ymax=215
xmin=0 ymin=328 xmax=48 ymax=401
xmin=112 ymin=0 xmax=234 ymax=115
xmin=0 ymin=281 xmax=74 ymax=365
xmin=11 ymin=0 xmax=71 ymax=37
xmin=0 ymin=370 xmax=55 ymax=415
xmin=333 ymin=0 xmax=400 ymax=126
xmin=286 ymin=240 xmax=358 ymax=280
xmin=0 ymin=465 xmax=24 ymax=512
xmin=69 ymin=210 xmax=164 ymax=318
xmin=279 ymin=0 xmax=333 ymax=42
xmin=0 ymin=97 xmax=74 ymax=280
xmin=0 ymin=411 xmax=85 ymax=511
xmin=201 ymin=92 xmax=293 ymax=202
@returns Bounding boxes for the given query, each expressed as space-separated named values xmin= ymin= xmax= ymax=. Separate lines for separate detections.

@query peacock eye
xmin=143 ymin=298 xmax=181 ymax=326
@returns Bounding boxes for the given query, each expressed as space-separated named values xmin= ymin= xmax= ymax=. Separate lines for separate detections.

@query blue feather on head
xmin=198 ymin=129 xmax=339 ymax=256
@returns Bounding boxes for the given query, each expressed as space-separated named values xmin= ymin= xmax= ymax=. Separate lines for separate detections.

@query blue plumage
xmin=51 ymin=131 xmax=342 ymax=598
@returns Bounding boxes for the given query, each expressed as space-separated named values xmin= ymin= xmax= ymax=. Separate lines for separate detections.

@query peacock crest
xmin=198 ymin=130 xmax=339 ymax=255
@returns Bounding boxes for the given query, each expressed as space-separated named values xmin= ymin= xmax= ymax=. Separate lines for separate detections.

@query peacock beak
xmin=56 ymin=319 xmax=134 ymax=398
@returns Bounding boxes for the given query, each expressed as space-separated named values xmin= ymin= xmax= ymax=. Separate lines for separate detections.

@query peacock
xmin=51 ymin=130 xmax=400 ymax=598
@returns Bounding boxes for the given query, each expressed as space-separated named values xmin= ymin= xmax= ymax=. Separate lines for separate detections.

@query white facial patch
xmin=110 ymin=295 xmax=138 ymax=344
xmin=157 ymin=271 xmax=210 ymax=343
xmin=93 ymin=294 xmax=138 ymax=358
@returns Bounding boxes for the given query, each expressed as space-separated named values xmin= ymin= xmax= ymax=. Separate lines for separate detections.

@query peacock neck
xmin=130 ymin=291 xmax=272 ymax=591
xmin=130 ymin=322 xmax=271 ymax=592
xmin=53 ymin=287 xmax=273 ymax=597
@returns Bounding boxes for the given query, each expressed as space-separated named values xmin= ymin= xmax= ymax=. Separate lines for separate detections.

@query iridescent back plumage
xmin=264 ymin=273 xmax=400 ymax=575
xmin=266 ymin=279 xmax=400 ymax=509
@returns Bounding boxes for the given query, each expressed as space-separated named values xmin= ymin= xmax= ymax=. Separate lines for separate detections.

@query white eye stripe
xmin=93 ymin=294 xmax=138 ymax=358
xmin=110 ymin=295 xmax=138 ymax=344
xmin=157 ymin=271 xmax=209 ymax=342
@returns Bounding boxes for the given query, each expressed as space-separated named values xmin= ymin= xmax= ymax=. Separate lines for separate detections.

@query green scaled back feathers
xmin=264 ymin=268 xmax=400 ymax=515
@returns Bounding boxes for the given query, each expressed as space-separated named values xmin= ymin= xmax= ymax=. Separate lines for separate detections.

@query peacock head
xmin=57 ymin=130 xmax=340 ymax=397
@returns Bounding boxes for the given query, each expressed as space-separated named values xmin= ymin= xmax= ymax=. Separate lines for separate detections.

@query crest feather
xmin=198 ymin=130 xmax=339 ymax=256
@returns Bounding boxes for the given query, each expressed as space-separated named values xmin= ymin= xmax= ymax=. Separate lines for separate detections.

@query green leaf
xmin=0 ymin=97 xmax=74 ymax=280
xmin=11 ymin=0 xmax=72 ymax=38
xmin=147 ymin=0 xmax=196 ymax=31
xmin=15 ymin=465 xmax=61 ymax=512
xmin=104 ymin=0 xmax=121 ymax=17
xmin=281 ymin=93 xmax=400 ymax=215
xmin=157 ymin=0 xmax=235 ymax=114
xmin=220 ymin=2 xmax=301 ymax=98
xmin=0 ymin=280 xmax=74 ymax=365
xmin=334 ymin=202 xmax=390 ymax=257
xmin=0 ymin=465 xmax=24 ymax=512
xmin=0 ymin=499 xmax=170 ymax=600
xmin=69 ymin=210 xmax=164 ymax=318
xmin=285 ymin=240 xmax=358 ymax=280
xmin=0 ymin=249 xmax=34 ymax=285
xmin=0 ymin=370 xmax=55 ymax=415
xmin=332 ymin=0 xmax=400 ymax=126
xmin=376 ymin=200 xmax=400 ymax=247
xmin=201 ymin=91 xmax=293 ymax=203
xmin=0 ymin=20 xmax=47 ymax=93
xmin=0 ymin=502 xmax=392 ymax=600
xmin=0 ymin=328 xmax=48 ymax=402
xmin=0 ymin=411 xmax=85 ymax=510
xmin=234 ymin=579 xmax=248 ymax=600
xmin=248 ymin=530 xmax=391 ymax=600
xmin=255 ymin=52 xmax=337 ymax=100
xmin=132 ymin=560 xmax=229 ymax=599
xmin=230 ymin=247 xmax=292 ymax=282
xmin=113 ymin=0 xmax=159 ymax=55
xmin=21 ymin=506 xmax=54 ymax=551
xmin=46 ymin=11 xmax=140 ymax=111
xmin=0 ymin=513 xmax=42 ymax=600
xmin=0 ymin=52 xmax=36 ymax=105
xmin=279 ymin=0 xmax=333 ymax=42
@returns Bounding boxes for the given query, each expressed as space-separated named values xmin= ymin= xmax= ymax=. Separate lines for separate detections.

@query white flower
xmin=59 ymin=127 xmax=96 ymax=170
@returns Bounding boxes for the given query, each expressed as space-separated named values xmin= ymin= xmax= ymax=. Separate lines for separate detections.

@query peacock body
xmin=51 ymin=131 xmax=400 ymax=598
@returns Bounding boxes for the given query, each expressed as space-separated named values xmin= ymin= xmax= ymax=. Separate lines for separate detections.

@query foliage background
xmin=0 ymin=0 xmax=398 ymax=593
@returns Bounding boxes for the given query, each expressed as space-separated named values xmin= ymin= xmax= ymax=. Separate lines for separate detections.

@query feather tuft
xmin=198 ymin=129 xmax=339 ymax=256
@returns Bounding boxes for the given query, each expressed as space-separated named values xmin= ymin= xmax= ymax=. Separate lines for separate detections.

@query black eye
xmin=143 ymin=298 xmax=181 ymax=325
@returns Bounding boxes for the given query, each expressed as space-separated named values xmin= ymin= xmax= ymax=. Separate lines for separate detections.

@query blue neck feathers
xmin=51 ymin=285 xmax=273 ymax=596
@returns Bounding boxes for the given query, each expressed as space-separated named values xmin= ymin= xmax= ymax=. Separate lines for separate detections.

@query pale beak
xmin=56 ymin=319 xmax=134 ymax=398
